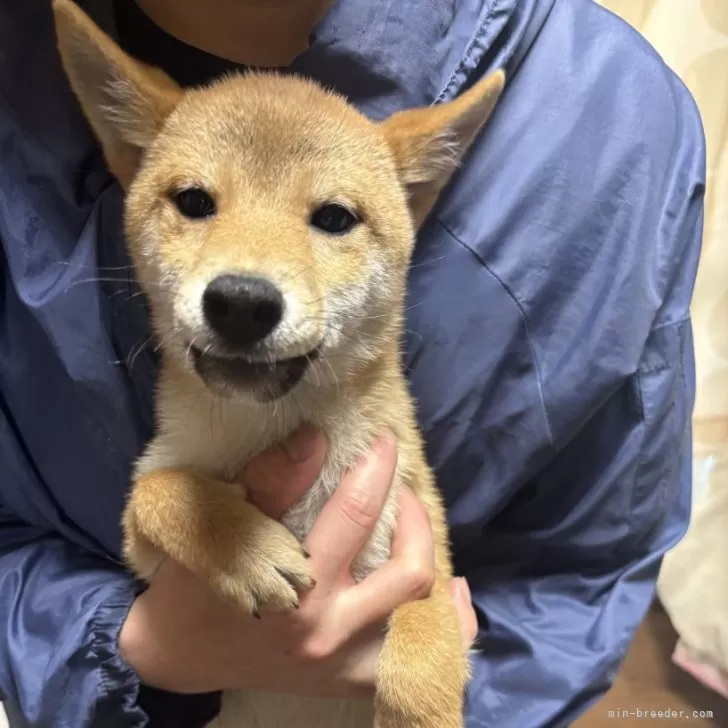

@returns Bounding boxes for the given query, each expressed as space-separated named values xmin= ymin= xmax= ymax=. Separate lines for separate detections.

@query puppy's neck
xmin=161 ymin=346 xmax=406 ymax=443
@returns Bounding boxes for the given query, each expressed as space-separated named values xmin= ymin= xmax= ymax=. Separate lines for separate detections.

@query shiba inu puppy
xmin=53 ymin=1 xmax=504 ymax=725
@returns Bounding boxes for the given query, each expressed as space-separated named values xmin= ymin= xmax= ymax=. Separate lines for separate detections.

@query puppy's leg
xmin=123 ymin=467 xmax=313 ymax=614
xmin=374 ymin=467 xmax=469 ymax=728
xmin=375 ymin=583 xmax=468 ymax=728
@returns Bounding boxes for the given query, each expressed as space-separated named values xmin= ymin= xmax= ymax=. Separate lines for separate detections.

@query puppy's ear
xmin=381 ymin=70 xmax=505 ymax=226
xmin=52 ymin=0 xmax=182 ymax=187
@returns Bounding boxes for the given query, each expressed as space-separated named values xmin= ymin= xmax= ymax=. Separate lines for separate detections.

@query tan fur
xmin=52 ymin=1 xmax=504 ymax=725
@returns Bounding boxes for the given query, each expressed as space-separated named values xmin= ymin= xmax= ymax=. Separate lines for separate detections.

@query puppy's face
xmin=53 ymin=0 xmax=504 ymax=401
xmin=125 ymin=76 xmax=415 ymax=400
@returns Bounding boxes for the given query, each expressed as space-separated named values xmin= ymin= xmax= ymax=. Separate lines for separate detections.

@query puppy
xmin=53 ymin=1 xmax=504 ymax=725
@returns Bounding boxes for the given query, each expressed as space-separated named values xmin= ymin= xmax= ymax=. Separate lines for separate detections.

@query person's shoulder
xmin=561 ymin=0 xmax=703 ymax=147
xmin=430 ymin=0 xmax=705 ymax=342
xmin=446 ymin=0 xmax=705 ymax=226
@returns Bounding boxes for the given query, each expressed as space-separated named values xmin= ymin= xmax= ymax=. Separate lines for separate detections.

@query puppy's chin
xmin=191 ymin=347 xmax=313 ymax=402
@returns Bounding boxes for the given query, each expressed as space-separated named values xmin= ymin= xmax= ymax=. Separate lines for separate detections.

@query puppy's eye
xmin=310 ymin=203 xmax=359 ymax=235
xmin=172 ymin=188 xmax=216 ymax=219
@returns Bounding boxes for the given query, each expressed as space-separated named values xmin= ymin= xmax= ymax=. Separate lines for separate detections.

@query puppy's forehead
xmin=157 ymin=75 xmax=391 ymax=179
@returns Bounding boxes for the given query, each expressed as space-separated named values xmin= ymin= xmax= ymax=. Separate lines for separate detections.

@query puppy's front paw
xmin=375 ymin=594 xmax=467 ymax=728
xmin=212 ymin=514 xmax=313 ymax=615
xmin=125 ymin=466 xmax=313 ymax=616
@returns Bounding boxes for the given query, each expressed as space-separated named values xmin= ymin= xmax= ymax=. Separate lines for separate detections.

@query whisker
xmin=402 ymin=328 xmax=424 ymax=343
xmin=305 ymin=352 xmax=323 ymax=388
xmin=296 ymin=301 xmax=424 ymax=324
xmin=186 ymin=334 xmax=200 ymax=364
xmin=63 ymin=276 xmax=166 ymax=292
xmin=297 ymin=294 xmax=327 ymax=308
xmin=54 ymin=260 xmax=136 ymax=272
xmin=407 ymin=254 xmax=447 ymax=271
xmin=153 ymin=327 xmax=183 ymax=353
xmin=279 ymin=261 xmax=318 ymax=288
xmin=320 ymin=356 xmax=341 ymax=400
xmin=126 ymin=335 xmax=155 ymax=371
xmin=108 ymin=289 xmax=149 ymax=305
xmin=272 ymin=397 xmax=279 ymax=424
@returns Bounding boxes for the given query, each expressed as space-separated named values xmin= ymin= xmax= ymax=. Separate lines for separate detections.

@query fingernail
xmin=376 ymin=430 xmax=397 ymax=451
xmin=363 ymin=431 xmax=396 ymax=465
xmin=456 ymin=577 xmax=471 ymax=601
xmin=283 ymin=424 xmax=319 ymax=462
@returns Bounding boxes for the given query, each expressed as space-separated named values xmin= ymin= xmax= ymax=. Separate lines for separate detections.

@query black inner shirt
xmin=113 ymin=0 xmax=245 ymax=87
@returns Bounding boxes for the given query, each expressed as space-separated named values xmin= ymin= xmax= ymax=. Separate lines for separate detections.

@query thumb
xmin=240 ymin=425 xmax=327 ymax=520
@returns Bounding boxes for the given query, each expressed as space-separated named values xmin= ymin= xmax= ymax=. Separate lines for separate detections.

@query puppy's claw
xmin=209 ymin=517 xmax=312 ymax=615
xmin=276 ymin=567 xmax=302 ymax=591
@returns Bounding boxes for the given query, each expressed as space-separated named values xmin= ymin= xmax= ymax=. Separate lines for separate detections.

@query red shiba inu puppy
xmin=53 ymin=1 xmax=504 ymax=725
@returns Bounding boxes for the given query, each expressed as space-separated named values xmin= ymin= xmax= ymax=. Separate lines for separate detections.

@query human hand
xmin=120 ymin=428 xmax=477 ymax=697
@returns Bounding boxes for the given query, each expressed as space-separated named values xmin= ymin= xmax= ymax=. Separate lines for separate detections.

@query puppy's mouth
xmin=190 ymin=346 xmax=318 ymax=399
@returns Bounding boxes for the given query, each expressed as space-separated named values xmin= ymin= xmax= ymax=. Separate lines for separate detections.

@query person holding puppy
xmin=0 ymin=1 xmax=705 ymax=727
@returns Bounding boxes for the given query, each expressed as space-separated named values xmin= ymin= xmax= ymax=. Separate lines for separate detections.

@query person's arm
xmin=0 ymin=387 xmax=223 ymax=727
xmin=463 ymin=318 xmax=696 ymax=726
xmin=0 ymin=508 xmax=222 ymax=728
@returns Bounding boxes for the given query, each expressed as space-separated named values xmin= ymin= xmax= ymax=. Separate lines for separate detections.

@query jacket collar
xmin=291 ymin=0 xmax=552 ymax=117
xmin=73 ymin=0 xmax=552 ymax=117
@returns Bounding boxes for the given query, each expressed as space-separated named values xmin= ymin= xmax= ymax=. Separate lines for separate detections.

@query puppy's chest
xmin=282 ymin=446 xmax=400 ymax=579
xmin=145 ymin=395 xmax=400 ymax=577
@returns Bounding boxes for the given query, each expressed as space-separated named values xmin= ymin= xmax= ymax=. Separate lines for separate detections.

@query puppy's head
xmin=53 ymin=0 xmax=504 ymax=402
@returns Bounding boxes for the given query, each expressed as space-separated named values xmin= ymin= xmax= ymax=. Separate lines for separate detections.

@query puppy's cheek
xmin=277 ymin=288 xmax=323 ymax=344
xmin=281 ymin=288 xmax=306 ymax=323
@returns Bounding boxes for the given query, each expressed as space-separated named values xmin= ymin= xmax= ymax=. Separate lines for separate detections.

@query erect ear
xmin=52 ymin=0 xmax=182 ymax=187
xmin=381 ymin=70 xmax=505 ymax=226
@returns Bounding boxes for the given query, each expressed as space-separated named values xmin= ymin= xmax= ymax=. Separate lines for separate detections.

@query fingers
xmin=447 ymin=577 xmax=478 ymax=648
xmin=242 ymin=425 xmax=327 ymax=520
xmin=304 ymin=433 xmax=397 ymax=587
xmin=335 ymin=485 xmax=434 ymax=632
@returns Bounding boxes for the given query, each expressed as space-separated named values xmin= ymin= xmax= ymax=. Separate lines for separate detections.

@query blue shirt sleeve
xmin=0 ymin=510 xmax=145 ymax=727
xmin=0 ymin=399 xmax=222 ymax=727
xmin=0 ymin=508 xmax=223 ymax=728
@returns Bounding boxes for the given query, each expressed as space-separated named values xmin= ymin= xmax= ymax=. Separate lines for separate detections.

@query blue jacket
xmin=0 ymin=0 xmax=705 ymax=726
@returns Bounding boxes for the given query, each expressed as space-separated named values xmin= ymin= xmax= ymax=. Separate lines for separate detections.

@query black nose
xmin=203 ymin=275 xmax=284 ymax=348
